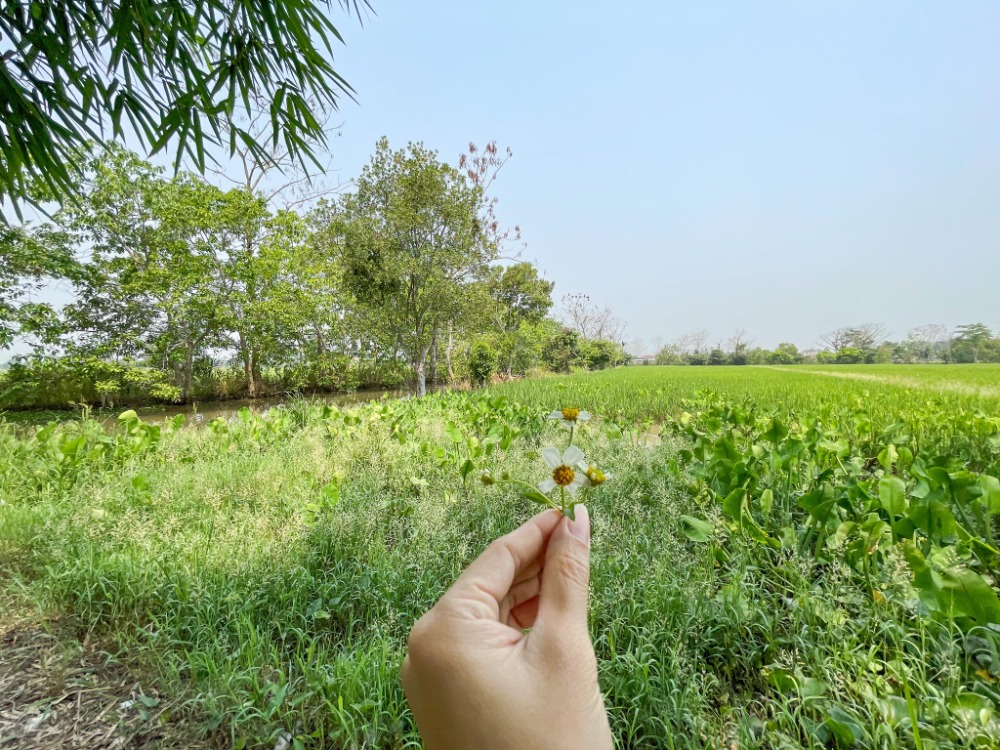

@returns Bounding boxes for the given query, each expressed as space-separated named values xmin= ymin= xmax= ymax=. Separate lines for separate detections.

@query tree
xmin=558 ymin=293 xmax=626 ymax=343
xmin=654 ymin=344 xmax=683 ymax=366
xmin=0 ymin=0 xmax=369 ymax=219
xmin=1 ymin=224 xmax=77 ymax=350
xmin=56 ymin=148 xmax=229 ymax=401
xmin=488 ymin=262 xmax=554 ymax=375
xmin=821 ymin=323 xmax=887 ymax=354
xmin=541 ymin=326 xmax=580 ymax=373
xmin=766 ymin=342 xmax=802 ymax=365
xmin=458 ymin=142 xmax=524 ymax=259
xmin=906 ymin=324 xmax=951 ymax=363
xmin=335 ymin=138 xmax=497 ymax=396
xmin=954 ymin=323 xmax=992 ymax=364
xmin=674 ymin=329 xmax=709 ymax=357
xmin=579 ymin=339 xmax=627 ymax=370
xmin=727 ymin=329 xmax=751 ymax=365
xmin=707 ymin=348 xmax=727 ymax=366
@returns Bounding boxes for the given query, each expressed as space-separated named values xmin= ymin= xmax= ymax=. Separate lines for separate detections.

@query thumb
xmin=537 ymin=504 xmax=592 ymax=636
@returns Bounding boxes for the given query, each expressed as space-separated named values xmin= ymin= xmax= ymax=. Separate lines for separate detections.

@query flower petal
xmin=573 ymin=473 xmax=591 ymax=489
xmin=542 ymin=447 xmax=562 ymax=469
xmin=547 ymin=411 xmax=563 ymax=420
xmin=577 ymin=411 xmax=591 ymax=421
xmin=562 ymin=445 xmax=585 ymax=466
xmin=564 ymin=482 xmax=579 ymax=496
xmin=539 ymin=478 xmax=557 ymax=493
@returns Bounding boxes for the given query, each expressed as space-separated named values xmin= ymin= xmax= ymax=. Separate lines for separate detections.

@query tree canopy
xmin=0 ymin=0 xmax=369 ymax=220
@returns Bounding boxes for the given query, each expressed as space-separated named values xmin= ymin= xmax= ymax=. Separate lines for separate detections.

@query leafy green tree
xmin=580 ymin=339 xmax=627 ymax=370
xmin=208 ymin=190 xmax=319 ymax=397
xmin=766 ymin=342 xmax=803 ymax=365
xmin=0 ymin=225 xmax=77 ymax=349
xmin=654 ymin=345 xmax=684 ymax=366
xmin=488 ymin=262 xmax=554 ymax=376
xmin=835 ymin=347 xmax=864 ymax=364
xmin=334 ymin=138 xmax=496 ymax=396
xmin=57 ymin=148 xmax=227 ymax=400
xmin=954 ymin=323 xmax=992 ymax=364
xmin=707 ymin=348 xmax=727 ymax=366
xmin=542 ymin=326 xmax=580 ymax=373
xmin=0 ymin=0 xmax=369 ymax=219
xmin=468 ymin=340 xmax=497 ymax=386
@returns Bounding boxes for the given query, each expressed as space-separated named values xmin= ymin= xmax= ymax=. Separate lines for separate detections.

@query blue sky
xmin=15 ymin=1 xmax=1000 ymax=355
xmin=320 ymin=0 xmax=999 ymax=351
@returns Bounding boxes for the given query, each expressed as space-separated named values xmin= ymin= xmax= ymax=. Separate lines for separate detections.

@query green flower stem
xmin=505 ymin=478 xmax=561 ymax=511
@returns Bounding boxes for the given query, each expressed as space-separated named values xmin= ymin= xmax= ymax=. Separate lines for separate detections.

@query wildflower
xmin=539 ymin=445 xmax=588 ymax=495
xmin=547 ymin=407 xmax=591 ymax=425
xmin=579 ymin=462 xmax=611 ymax=487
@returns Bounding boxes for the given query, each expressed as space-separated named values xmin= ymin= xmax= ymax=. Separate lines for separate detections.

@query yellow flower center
xmin=552 ymin=465 xmax=575 ymax=486
xmin=585 ymin=465 xmax=606 ymax=485
xmin=561 ymin=407 xmax=580 ymax=421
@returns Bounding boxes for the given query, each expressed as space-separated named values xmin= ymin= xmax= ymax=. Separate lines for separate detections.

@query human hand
xmin=402 ymin=506 xmax=613 ymax=750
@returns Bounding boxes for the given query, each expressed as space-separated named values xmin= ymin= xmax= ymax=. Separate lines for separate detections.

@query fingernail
xmin=567 ymin=504 xmax=590 ymax=543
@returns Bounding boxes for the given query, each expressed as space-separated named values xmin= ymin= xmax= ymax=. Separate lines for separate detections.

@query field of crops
xmin=2 ymin=365 xmax=999 ymax=748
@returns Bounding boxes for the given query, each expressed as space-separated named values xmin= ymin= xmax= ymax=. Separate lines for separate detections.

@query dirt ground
xmin=0 ymin=598 xmax=210 ymax=750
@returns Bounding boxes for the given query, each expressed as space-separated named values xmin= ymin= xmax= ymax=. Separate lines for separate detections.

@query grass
xmin=1 ymin=367 xmax=999 ymax=748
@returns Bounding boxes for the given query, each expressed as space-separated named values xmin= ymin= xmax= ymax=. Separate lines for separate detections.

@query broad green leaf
xmin=679 ymin=515 xmax=714 ymax=543
xmin=444 ymin=421 xmax=463 ymax=443
xmin=762 ymin=418 xmax=788 ymax=444
xmin=878 ymin=444 xmax=898 ymax=471
xmin=460 ymin=459 xmax=475 ymax=480
xmin=722 ymin=488 xmax=746 ymax=521
xmin=878 ymin=477 xmax=907 ymax=516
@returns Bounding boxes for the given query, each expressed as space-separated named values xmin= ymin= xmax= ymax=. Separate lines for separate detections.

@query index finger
xmin=439 ymin=509 xmax=562 ymax=621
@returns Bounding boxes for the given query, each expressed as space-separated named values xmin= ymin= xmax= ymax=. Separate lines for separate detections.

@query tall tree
xmin=58 ymin=148 xmax=227 ymax=400
xmin=334 ymin=138 xmax=497 ymax=396
xmin=0 ymin=0 xmax=369 ymax=219
xmin=488 ymin=262 xmax=554 ymax=375
xmin=559 ymin=293 xmax=626 ymax=343
xmin=954 ymin=323 xmax=992 ymax=364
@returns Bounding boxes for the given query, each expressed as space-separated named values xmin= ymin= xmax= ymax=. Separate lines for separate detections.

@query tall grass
xmin=1 ymin=371 xmax=998 ymax=748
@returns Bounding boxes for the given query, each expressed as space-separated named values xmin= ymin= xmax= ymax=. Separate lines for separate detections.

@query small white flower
xmin=578 ymin=461 xmax=612 ymax=487
xmin=547 ymin=407 xmax=591 ymax=425
xmin=539 ymin=445 xmax=588 ymax=495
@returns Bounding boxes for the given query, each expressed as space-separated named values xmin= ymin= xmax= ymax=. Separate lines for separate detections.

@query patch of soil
xmin=0 ymin=604 xmax=210 ymax=750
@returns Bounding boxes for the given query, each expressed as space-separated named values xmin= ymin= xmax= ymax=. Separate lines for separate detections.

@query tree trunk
xmin=240 ymin=335 xmax=259 ymax=398
xmin=315 ymin=325 xmax=326 ymax=357
xmin=428 ymin=327 xmax=439 ymax=385
xmin=183 ymin=348 xmax=194 ymax=403
xmin=414 ymin=344 xmax=430 ymax=397
xmin=446 ymin=322 xmax=455 ymax=382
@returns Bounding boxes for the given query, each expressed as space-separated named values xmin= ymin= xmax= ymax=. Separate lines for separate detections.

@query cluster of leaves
xmin=0 ymin=0 xmax=369 ymax=220
xmin=670 ymin=396 xmax=1000 ymax=624
xmin=659 ymin=393 xmax=1000 ymax=744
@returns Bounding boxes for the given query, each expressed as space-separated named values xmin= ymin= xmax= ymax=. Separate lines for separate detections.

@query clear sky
xmin=316 ymin=0 xmax=999 ymax=352
xmin=12 ymin=1 xmax=1000 ymax=356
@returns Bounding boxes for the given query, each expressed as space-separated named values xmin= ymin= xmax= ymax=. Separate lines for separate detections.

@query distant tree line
xmin=0 ymin=141 xmax=626 ymax=411
xmin=640 ymin=322 xmax=999 ymax=367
